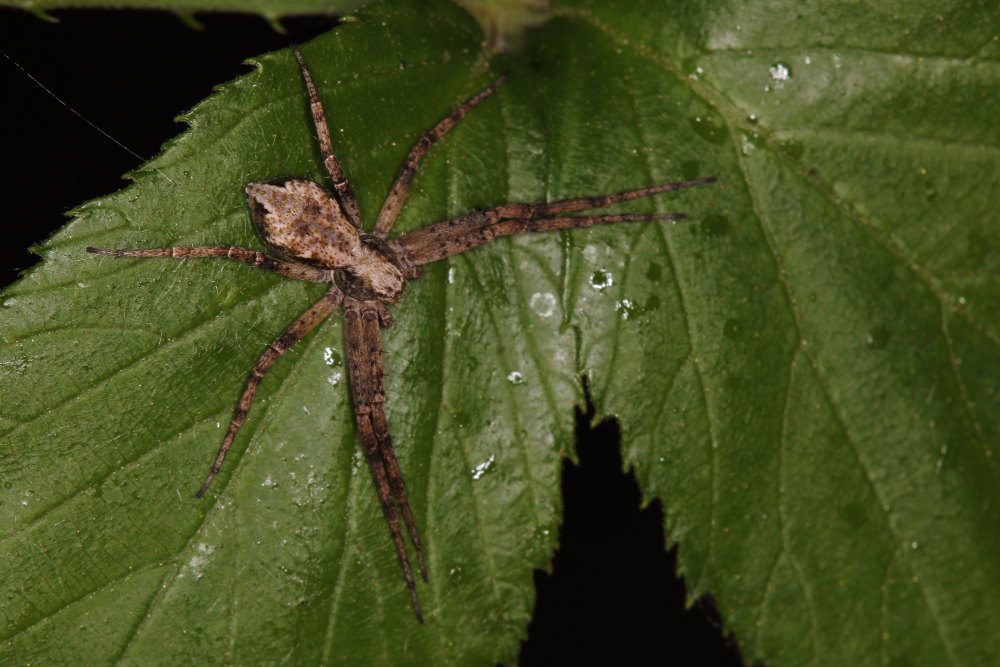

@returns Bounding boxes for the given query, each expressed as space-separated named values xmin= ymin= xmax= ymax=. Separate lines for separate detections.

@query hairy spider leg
xmin=343 ymin=300 xmax=427 ymax=622
xmin=293 ymin=45 xmax=364 ymax=230
xmin=86 ymin=245 xmax=331 ymax=282
xmin=372 ymin=74 xmax=508 ymax=238
xmin=195 ymin=286 xmax=343 ymax=496
xmin=369 ymin=405 xmax=428 ymax=582
xmin=393 ymin=213 xmax=677 ymax=267
xmin=390 ymin=177 xmax=718 ymax=267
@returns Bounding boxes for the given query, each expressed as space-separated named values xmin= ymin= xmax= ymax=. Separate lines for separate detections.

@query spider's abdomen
xmin=246 ymin=178 xmax=358 ymax=269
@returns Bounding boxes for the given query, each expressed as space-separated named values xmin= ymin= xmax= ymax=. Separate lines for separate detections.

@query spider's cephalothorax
xmin=331 ymin=233 xmax=407 ymax=303
xmin=88 ymin=45 xmax=716 ymax=622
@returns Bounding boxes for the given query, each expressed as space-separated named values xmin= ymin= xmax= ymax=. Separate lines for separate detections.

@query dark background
xmin=0 ymin=9 xmax=745 ymax=664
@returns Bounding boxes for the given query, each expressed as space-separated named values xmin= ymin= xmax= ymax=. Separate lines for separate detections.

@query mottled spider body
xmin=88 ymin=45 xmax=715 ymax=622
xmin=246 ymin=178 xmax=408 ymax=302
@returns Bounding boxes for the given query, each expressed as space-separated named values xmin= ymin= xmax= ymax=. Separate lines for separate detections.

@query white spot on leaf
xmin=471 ymin=455 xmax=495 ymax=480
xmin=530 ymin=292 xmax=557 ymax=318
xmin=589 ymin=270 xmax=614 ymax=291
xmin=188 ymin=543 xmax=215 ymax=579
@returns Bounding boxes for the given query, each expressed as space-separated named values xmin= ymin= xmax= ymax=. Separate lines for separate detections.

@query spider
xmin=87 ymin=46 xmax=716 ymax=622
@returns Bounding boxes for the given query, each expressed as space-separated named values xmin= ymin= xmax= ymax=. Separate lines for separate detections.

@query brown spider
xmin=87 ymin=46 xmax=715 ymax=622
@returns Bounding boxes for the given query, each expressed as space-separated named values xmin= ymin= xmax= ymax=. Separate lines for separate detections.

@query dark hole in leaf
xmin=519 ymin=379 xmax=749 ymax=665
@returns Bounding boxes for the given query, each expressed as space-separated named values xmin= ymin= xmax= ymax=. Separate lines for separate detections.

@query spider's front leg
xmin=389 ymin=177 xmax=718 ymax=267
xmin=343 ymin=299 xmax=428 ymax=622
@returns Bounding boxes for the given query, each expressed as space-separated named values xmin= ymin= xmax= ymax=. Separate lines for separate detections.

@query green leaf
xmin=3 ymin=0 xmax=999 ymax=664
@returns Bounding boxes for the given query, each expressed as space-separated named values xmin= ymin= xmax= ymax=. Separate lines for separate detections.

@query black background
xmin=0 ymin=9 xmax=746 ymax=664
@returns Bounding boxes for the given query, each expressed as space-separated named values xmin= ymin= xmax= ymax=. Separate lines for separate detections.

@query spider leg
xmin=293 ymin=46 xmax=363 ymax=229
xmin=369 ymin=404 xmax=429 ymax=582
xmin=372 ymin=74 xmax=508 ymax=239
xmin=388 ymin=176 xmax=716 ymax=267
xmin=392 ymin=213 xmax=678 ymax=267
xmin=196 ymin=286 xmax=343 ymax=497
xmin=343 ymin=300 xmax=427 ymax=622
xmin=87 ymin=245 xmax=330 ymax=282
